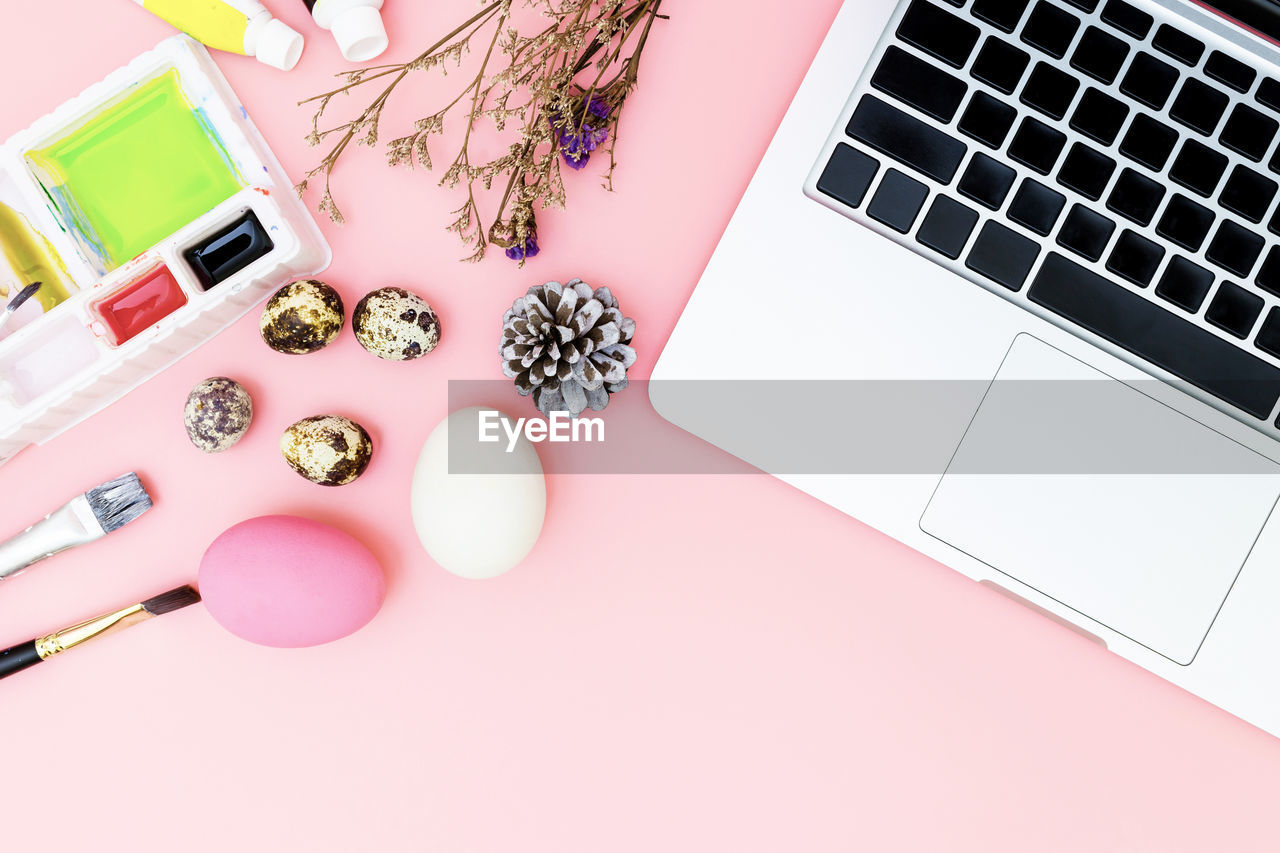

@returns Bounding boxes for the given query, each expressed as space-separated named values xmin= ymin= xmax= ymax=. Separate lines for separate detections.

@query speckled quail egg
xmin=184 ymin=378 xmax=253 ymax=453
xmin=260 ymin=279 xmax=345 ymax=354
xmin=280 ymin=415 xmax=373 ymax=486
xmin=352 ymin=287 xmax=441 ymax=361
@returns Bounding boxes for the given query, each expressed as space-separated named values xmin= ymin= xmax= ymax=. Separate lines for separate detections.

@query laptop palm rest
xmin=920 ymin=335 xmax=1280 ymax=665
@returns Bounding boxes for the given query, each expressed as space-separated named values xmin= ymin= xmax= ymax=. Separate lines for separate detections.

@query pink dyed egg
xmin=198 ymin=515 xmax=385 ymax=648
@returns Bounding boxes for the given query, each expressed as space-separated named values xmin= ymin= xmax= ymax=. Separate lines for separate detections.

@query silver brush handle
xmin=0 ymin=500 xmax=100 ymax=581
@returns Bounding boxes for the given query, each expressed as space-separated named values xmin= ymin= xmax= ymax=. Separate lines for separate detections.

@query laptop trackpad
xmin=920 ymin=335 xmax=1280 ymax=664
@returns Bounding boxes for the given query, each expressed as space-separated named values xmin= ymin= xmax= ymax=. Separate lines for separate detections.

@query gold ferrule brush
xmin=34 ymin=603 xmax=151 ymax=659
xmin=0 ymin=585 xmax=201 ymax=680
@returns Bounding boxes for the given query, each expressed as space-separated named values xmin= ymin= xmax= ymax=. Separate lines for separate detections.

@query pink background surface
xmin=4 ymin=1 xmax=1280 ymax=850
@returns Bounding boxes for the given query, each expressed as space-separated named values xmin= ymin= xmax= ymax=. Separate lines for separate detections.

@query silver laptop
xmin=652 ymin=0 xmax=1280 ymax=735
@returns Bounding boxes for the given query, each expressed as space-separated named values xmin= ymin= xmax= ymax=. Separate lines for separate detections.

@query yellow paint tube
xmin=133 ymin=0 xmax=304 ymax=70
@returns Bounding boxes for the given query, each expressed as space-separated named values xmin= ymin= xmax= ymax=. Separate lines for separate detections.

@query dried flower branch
xmin=297 ymin=0 xmax=666 ymax=264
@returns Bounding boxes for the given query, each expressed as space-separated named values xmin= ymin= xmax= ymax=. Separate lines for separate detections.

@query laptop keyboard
xmin=811 ymin=0 xmax=1280 ymax=425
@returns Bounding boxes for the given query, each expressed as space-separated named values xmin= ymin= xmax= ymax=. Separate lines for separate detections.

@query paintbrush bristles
xmin=7 ymin=281 xmax=41 ymax=311
xmin=85 ymin=472 xmax=153 ymax=533
xmin=141 ymin=585 xmax=201 ymax=616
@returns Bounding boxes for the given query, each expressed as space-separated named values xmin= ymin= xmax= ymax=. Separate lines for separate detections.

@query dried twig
xmin=297 ymin=0 xmax=666 ymax=265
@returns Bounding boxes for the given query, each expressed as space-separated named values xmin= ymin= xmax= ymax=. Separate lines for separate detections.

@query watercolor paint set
xmin=0 ymin=35 xmax=329 ymax=466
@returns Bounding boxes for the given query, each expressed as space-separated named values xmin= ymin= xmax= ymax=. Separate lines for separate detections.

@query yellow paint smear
xmin=0 ymin=201 xmax=75 ymax=312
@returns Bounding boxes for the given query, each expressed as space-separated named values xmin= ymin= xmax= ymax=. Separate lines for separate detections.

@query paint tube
xmin=133 ymin=0 xmax=305 ymax=71
xmin=302 ymin=0 xmax=388 ymax=63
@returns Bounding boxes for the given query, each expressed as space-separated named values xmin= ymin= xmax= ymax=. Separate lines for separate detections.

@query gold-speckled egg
xmin=260 ymin=280 xmax=345 ymax=354
xmin=352 ymin=287 xmax=441 ymax=361
xmin=280 ymin=415 xmax=373 ymax=486
xmin=184 ymin=378 xmax=253 ymax=453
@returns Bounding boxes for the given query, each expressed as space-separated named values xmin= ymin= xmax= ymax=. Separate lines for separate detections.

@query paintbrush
xmin=0 ymin=473 xmax=154 ymax=581
xmin=0 ymin=281 xmax=42 ymax=332
xmin=0 ymin=585 xmax=201 ymax=679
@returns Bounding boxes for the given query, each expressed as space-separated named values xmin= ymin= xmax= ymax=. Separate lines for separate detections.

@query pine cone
xmin=501 ymin=279 xmax=637 ymax=416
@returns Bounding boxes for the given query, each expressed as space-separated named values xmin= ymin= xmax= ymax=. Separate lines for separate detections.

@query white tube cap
xmin=332 ymin=6 xmax=389 ymax=63
xmin=256 ymin=18 xmax=305 ymax=71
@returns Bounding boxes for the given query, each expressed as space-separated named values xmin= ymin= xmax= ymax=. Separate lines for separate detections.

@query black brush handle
xmin=0 ymin=640 xmax=42 ymax=679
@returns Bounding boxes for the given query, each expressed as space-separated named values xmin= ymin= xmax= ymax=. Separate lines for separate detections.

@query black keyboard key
xmin=1206 ymin=220 xmax=1265 ymax=277
xmin=1120 ymin=114 xmax=1178 ymax=171
xmin=1065 ymin=0 xmax=1099 ymax=10
xmin=972 ymin=38 xmax=1031 ymax=94
xmin=1009 ymin=117 xmax=1066 ymax=174
xmin=1021 ymin=2 xmax=1080 ymax=59
xmin=1221 ymin=104 xmax=1278 ymax=162
xmin=967 ymin=220 xmax=1041 ymax=290
xmin=1070 ymin=88 xmax=1130 ymax=145
xmin=868 ymin=169 xmax=930 ymax=232
xmin=1207 ymin=282 xmax=1264 ymax=338
xmin=847 ymin=96 xmax=968 ymax=183
xmin=871 ymin=46 xmax=969 ymax=122
xmin=1220 ymin=166 xmax=1278 ymax=224
xmin=1120 ymin=52 xmax=1179 ymax=110
xmin=1021 ymin=62 xmax=1080 ymax=120
xmin=817 ymin=144 xmax=880 ymax=209
xmin=959 ymin=153 xmax=1017 ymax=209
xmin=1009 ymin=178 xmax=1067 ymax=235
xmin=917 ymin=196 xmax=979 ymax=258
xmin=1156 ymin=256 xmax=1215 ymax=312
xmin=1169 ymin=79 xmax=1229 ymax=136
xmin=1169 ymin=139 xmax=1228 ymax=197
xmin=1108 ymin=168 xmax=1166 ymax=225
xmin=1257 ymin=308 xmax=1280 ymax=358
xmin=1258 ymin=247 xmax=1280 ymax=295
xmin=897 ymin=0 xmax=982 ymax=68
xmin=1270 ymin=205 xmax=1280 ymax=237
xmin=1153 ymin=24 xmax=1205 ymax=67
xmin=972 ymin=0 xmax=1031 ymax=32
xmin=1258 ymin=78 xmax=1280 ymax=113
xmin=1100 ymin=0 xmax=1152 ymax=38
xmin=1206 ymin=50 xmax=1256 ymax=93
xmin=1057 ymin=204 xmax=1117 ymax=261
xmin=927 ymin=178 xmax=977 ymax=237
xmin=958 ymin=92 xmax=1018 ymax=148
xmin=1157 ymin=194 xmax=1215 ymax=251
xmin=1030 ymin=252 xmax=1280 ymax=418
xmin=1071 ymin=26 xmax=1129 ymax=84
xmin=1057 ymin=143 xmax=1117 ymax=200
xmin=1107 ymin=229 xmax=1165 ymax=286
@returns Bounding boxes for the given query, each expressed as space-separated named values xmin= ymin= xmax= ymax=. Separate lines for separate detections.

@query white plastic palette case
xmin=0 ymin=35 xmax=330 ymax=466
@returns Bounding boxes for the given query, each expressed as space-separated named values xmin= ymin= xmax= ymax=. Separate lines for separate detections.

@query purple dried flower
xmin=586 ymin=97 xmax=611 ymax=120
xmin=553 ymin=96 xmax=612 ymax=170
xmin=505 ymin=231 xmax=540 ymax=261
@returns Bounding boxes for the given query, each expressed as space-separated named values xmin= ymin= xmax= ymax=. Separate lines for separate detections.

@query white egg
xmin=411 ymin=406 xmax=546 ymax=579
